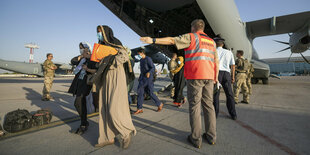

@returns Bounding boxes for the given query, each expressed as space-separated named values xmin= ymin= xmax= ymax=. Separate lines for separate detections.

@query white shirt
xmin=217 ymin=47 xmax=235 ymax=73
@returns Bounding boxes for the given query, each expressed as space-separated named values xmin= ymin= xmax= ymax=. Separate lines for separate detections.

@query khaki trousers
xmin=246 ymin=77 xmax=252 ymax=95
xmin=42 ymin=76 xmax=54 ymax=99
xmin=234 ymin=73 xmax=249 ymax=102
xmin=187 ymin=79 xmax=216 ymax=146
xmin=170 ymin=86 xmax=175 ymax=98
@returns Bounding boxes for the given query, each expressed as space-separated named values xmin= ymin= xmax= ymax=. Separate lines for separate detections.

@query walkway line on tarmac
xmin=0 ymin=112 xmax=99 ymax=140
xmin=0 ymin=85 xmax=168 ymax=141
xmin=219 ymin=111 xmax=298 ymax=155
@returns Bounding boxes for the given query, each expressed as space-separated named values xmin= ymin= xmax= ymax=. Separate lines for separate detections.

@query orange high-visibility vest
xmin=90 ymin=43 xmax=118 ymax=62
xmin=184 ymin=32 xmax=216 ymax=80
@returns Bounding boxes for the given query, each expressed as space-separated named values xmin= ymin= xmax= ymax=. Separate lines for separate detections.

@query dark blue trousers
xmin=213 ymin=71 xmax=237 ymax=118
xmin=137 ymin=77 xmax=161 ymax=109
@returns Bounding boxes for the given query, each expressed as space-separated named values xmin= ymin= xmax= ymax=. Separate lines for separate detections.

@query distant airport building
xmin=262 ymin=56 xmax=310 ymax=75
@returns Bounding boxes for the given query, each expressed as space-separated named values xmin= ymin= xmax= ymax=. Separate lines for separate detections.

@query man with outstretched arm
xmin=140 ymin=19 xmax=219 ymax=148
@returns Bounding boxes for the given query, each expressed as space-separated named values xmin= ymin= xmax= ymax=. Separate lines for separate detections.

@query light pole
xmin=25 ymin=43 xmax=39 ymax=63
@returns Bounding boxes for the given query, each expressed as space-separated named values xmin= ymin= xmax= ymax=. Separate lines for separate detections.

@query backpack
xmin=3 ymin=109 xmax=33 ymax=133
xmin=243 ymin=59 xmax=250 ymax=72
xmin=238 ymin=58 xmax=249 ymax=72
xmin=32 ymin=109 xmax=52 ymax=126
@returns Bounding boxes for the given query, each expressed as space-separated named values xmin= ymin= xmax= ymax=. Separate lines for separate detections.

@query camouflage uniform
xmin=168 ymin=59 xmax=178 ymax=98
xmin=246 ymin=63 xmax=254 ymax=95
xmin=42 ymin=59 xmax=56 ymax=100
xmin=234 ymin=56 xmax=249 ymax=103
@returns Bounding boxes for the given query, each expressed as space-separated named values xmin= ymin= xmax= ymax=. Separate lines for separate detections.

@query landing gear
xmin=251 ymin=78 xmax=269 ymax=84
xmin=251 ymin=78 xmax=258 ymax=84
xmin=262 ymin=78 xmax=269 ymax=84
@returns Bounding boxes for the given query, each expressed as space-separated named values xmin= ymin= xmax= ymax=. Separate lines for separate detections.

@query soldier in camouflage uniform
xmin=168 ymin=53 xmax=178 ymax=98
xmin=234 ymin=50 xmax=249 ymax=104
xmin=42 ymin=53 xmax=57 ymax=101
xmin=246 ymin=63 xmax=254 ymax=95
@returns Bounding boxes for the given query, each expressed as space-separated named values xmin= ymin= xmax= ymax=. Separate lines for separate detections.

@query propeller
xmin=274 ymin=40 xmax=291 ymax=53
xmin=287 ymin=53 xmax=293 ymax=63
xmin=300 ymin=53 xmax=310 ymax=64
xmin=161 ymin=63 xmax=165 ymax=71
xmin=275 ymin=47 xmax=291 ymax=53
xmin=160 ymin=58 xmax=169 ymax=72
xmin=273 ymin=40 xmax=289 ymax=45
xmin=274 ymin=37 xmax=310 ymax=64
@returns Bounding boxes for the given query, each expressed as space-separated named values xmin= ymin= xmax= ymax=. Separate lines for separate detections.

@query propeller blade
xmin=161 ymin=63 xmax=165 ymax=71
xmin=300 ymin=53 xmax=310 ymax=64
xmin=274 ymin=40 xmax=289 ymax=45
xmin=275 ymin=47 xmax=291 ymax=53
xmin=287 ymin=53 xmax=293 ymax=63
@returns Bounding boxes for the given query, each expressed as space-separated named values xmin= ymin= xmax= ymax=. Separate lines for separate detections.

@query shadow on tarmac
xmin=22 ymin=87 xmax=99 ymax=146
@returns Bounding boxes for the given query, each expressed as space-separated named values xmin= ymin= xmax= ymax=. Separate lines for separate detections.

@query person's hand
xmin=146 ymin=72 xmax=150 ymax=78
xmin=231 ymin=77 xmax=235 ymax=83
xmin=78 ymin=55 xmax=83 ymax=61
xmin=53 ymin=66 xmax=57 ymax=70
xmin=82 ymin=64 xmax=88 ymax=70
xmin=140 ymin=37 xmax=152 ymax=44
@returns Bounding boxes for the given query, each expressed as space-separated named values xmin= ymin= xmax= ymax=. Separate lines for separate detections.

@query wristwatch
xmin=152 ymin=38 xmax=156 ymax=44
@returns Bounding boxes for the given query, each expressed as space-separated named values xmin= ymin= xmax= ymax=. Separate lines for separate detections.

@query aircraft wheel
xmin=262 ymin=78 xmax=269 ymax=84
xmin=251 ymin=78 xmax=258 ymax=84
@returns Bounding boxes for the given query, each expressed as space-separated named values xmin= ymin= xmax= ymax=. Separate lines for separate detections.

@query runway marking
xmin=219 ymin=111 xmax=298 ymax=155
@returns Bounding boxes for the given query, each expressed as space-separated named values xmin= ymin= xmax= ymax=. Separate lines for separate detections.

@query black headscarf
xmin=98 ymin=25 xmax=122 ymax=47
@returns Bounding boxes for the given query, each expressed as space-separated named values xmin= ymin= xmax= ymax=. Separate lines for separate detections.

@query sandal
xmin=0 ymin=130 xmax=4 ymax=137
xmin=122 ymin=134 xmax=132 ymax=149
xmin=95 ymin=140 xmax=115 ymax=148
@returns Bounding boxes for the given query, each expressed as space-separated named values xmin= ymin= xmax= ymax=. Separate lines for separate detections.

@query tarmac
xmin=0 ymin=76 xmax=309 ymax=155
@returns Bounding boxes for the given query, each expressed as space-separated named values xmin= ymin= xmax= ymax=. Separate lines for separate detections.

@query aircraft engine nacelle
xmin=289 ymin=24 xmax=310 ymax=53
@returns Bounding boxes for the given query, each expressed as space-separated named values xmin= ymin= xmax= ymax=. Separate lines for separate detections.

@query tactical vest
xmin=237 ymin=58 xmax=249 ymax=73
xmin=184 ymin=32 xmax=216 ymax=80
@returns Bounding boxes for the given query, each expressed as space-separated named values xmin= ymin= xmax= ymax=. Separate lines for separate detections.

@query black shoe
xmin=187 ymin=135 xmax=201 ymax=149
xmin=41 ymin=98 xmax=50 ymax=101
xmin=202 ymin=133 xmax=216 ymax=145
xmin=75 ymin=126 xmax=88 ymax=135
xmin=232 ymin=115 xmax=237 ymax=120
xmin=241 ymin=101 xmax=249 ymax=104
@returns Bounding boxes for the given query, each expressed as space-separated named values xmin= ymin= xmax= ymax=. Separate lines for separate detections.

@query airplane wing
xmin=54 ymin=63 xmax=72 ymax=70
xmin=246 ymin=11 xmax=310 ymax=39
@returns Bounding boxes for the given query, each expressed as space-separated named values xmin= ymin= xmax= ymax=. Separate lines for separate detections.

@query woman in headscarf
xmin=68 ymin=42 xmax=97 ymax=135
xmin=95 ymin=25 xmax=136 ymax=149
xmin=171 ymin=55 xmax=186 ymax=107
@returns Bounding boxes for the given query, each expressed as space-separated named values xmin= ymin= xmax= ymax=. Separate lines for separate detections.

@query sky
xmin=0 ymin=0 xmax=309 ymax=67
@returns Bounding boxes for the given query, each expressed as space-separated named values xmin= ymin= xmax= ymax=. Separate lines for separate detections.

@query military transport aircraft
xmin=0 ymin=59 xmax=73 ymax=77
xmin=98 ymin=0 xmax=310 ymax=84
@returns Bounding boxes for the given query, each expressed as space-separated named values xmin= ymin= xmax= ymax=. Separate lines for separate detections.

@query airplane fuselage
xmin=0 ymin=59 xmax=72 ymax=77
xmin=197 ymin=0 xmax=270 ymax=83
xmin=0 ymin=59 xmax=44 ymax=76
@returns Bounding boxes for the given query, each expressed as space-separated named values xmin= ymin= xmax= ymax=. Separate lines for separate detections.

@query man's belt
xmin=236 ymin=71 xmax=247 ymax=73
